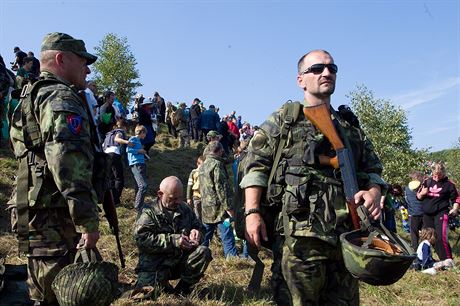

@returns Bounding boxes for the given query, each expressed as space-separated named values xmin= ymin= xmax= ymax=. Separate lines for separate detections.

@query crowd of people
xmin=379 ymin=162 xmax=460 ymax=276
xmin=1 ymin=33 xmax=459 ymax=306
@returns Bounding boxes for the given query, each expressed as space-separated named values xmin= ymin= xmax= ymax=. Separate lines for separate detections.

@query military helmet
xmin=340 ymin=206 xmax=416 ymax=286
xmin=52 ymin=249 xmax=119 ymax=306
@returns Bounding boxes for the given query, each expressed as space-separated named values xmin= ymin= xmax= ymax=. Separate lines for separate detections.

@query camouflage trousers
xmin=192 ymin=197 xmax=202 ymax=221
xmin=270 ymin=233 xmax=292 ymax=306
xmin=280 ymin=237 xmax=359 ymax=306
xmin=27 ymin=249 xmax=77 ymax=305
xmin=136 ymin=245 xmax=212 ymax=289
xmin=178 ymin=129 xmax=190 ymax=148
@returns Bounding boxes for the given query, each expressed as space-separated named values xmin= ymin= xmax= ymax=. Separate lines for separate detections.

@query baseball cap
xmin=41 ymin=32 xmax=97 ymax=65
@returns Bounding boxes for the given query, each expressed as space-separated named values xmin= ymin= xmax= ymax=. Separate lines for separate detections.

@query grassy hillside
xmin=1 ymin=131 xmax=460 ymax=305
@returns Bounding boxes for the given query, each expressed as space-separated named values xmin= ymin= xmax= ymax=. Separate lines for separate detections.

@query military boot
xmin=174 ymin=280 xmax=193 ymax=296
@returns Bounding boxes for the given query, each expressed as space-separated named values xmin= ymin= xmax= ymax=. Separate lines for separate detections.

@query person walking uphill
xmin=241 ymin=49 xmax=386 ymax=306
xmin=134 ymin=176 xmax=212 ymax=296
xmin=8 ymin=32 xmax=101 ymax=305
xmin=199 ymin=141 xmax=239 ymax=258
xmin=127 ymin=125 xmax=149 ymax=213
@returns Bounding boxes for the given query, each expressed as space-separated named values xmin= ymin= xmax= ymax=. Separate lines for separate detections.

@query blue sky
xmin=1 ymin=0 xmax=458 ymax=152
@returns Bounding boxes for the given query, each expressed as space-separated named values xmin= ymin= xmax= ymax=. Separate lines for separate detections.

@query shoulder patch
xmin=66 ymin=114 xmax=82 ymax=135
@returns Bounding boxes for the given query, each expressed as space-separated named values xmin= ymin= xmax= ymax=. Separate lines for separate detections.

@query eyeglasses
xmin=301 ymin=63 xmax=338 ymax=75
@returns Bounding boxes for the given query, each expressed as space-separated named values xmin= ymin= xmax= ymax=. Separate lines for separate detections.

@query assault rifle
xmin=103 ymin=190 xmax=126 ymax=268
xmin=79 ymin=91 xmax=125 ymax=268
xmin=303 ymin=103 xmax=361 ymax=229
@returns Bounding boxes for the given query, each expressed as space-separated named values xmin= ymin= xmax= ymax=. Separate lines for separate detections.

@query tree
xmin=429 ymin=138 xmax=460 ymax=183
xmin=347 ymin=85 xmax=429 ymax=185
xmin=92 ymin=33 xmax=142 ymax=106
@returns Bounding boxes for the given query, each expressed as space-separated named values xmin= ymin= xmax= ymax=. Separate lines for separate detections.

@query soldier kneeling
xmin=134 ymin=176 xmax=212 ymax=296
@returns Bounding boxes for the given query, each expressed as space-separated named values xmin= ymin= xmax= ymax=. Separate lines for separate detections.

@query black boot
xmin=174 ymin=280 xmax=193 ymax=296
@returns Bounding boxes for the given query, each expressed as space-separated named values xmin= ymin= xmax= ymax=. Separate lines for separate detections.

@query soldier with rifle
xmin=9 ymin=32 xmax=106 ymax=305
xmin=241 ymin=50 xmax=387 ymax=305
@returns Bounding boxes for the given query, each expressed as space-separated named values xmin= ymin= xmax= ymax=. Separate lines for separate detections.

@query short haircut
xmin=409 ymin=170 xmax=423 ymax=182
xmin=23 ymin=57 xmax=34 ymax=64
xmin=297 ymin=49 xmax=332 ymax=74
xmin=135 ymin=125 xmax=147 ymax=135
xmin=206 ymin=140 xmax=223 ymax=155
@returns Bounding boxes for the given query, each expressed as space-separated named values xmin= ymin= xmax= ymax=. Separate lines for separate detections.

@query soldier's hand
xmin=355 ymin=186 xmax=381 ymax=220
xmin=189 ymin=229 xmax=201 ymax=244
xmin=187 ymin=199 xmax=193 ymax=206
xmin=127 ymin=141 xmax=135 ymax=147
xmin=80 ymin=231 xmax=100 ymax=249
xmin=245 ymin=213 xmax=267 ymax=250
xmin=179 ymin=235 xmax=193 ymax=250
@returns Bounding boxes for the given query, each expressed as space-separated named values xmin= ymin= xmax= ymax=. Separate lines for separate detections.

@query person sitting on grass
xmin=415 ymin=227 xmax=455 ymax=275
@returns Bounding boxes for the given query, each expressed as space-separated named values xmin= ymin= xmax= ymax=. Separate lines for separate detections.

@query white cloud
xmin=390 ymin=77 xmax=460 ymax=110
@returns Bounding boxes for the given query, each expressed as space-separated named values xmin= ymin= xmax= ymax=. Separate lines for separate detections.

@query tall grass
xmin=1 ymin=129 xmax=460 ymax=305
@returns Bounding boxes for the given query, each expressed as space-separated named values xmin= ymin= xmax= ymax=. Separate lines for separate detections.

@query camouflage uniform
xmin=199 ymin=154 xmax=233 ymax=224
xmin=199 ymin=153 xmax=238 ymax=257
xmin=240 ymin=102 xmax=386 ymax=306
xmin=9 ymin=70 xmax=100 ymax=304
xmin=176 ymin=106 xmax=190 ymax=148
xmin=134 ymin=198 xmax=212 ymax=289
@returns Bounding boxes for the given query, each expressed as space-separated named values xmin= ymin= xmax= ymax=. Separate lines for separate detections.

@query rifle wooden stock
xmin=303 ymin=103 xmax=361 ymax=230
xmin=103 ymin=190 xmax=126 ymax=268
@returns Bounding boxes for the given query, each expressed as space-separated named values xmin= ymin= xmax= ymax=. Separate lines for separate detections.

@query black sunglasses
xmin=301 ymin=63 xmax=338 ymax=75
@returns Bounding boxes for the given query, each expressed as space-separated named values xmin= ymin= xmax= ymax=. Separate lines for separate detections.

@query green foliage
xmin=92 ymin=33 xmax=142 ymax=106
xmin=429 ymin=138 xmax=460 ymax=183
xmin=347 ymin=85 xmax=429 ymax=185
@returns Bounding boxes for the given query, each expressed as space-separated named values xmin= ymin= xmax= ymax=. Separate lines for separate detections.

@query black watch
xmin=244 ymin=208 xmax=261 ymax=218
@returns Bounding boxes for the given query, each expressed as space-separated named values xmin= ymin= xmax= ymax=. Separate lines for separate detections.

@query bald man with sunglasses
xmin=240 ymin=50 xmax=386 ymax=305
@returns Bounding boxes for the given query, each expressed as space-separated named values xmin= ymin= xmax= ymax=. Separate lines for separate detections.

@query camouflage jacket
xmin=176 ymin=107 xmax=189 ymax=131
xmin=240 ymin=101 xmax=386 ymax=245
xmin=199 ymin=154 xmax=233 ymax=224
xmin=134 ymin=198 xmax=204 ymax=272
xmin=9 ymin=71 xmax=99 ymax=256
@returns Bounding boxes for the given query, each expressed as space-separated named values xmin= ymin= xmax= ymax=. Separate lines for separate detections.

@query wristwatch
xmin=244 ymin=208 xmax=261 ymax=218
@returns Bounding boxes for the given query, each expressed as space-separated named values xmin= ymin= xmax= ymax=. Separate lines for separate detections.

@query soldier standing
xmin=9 ymin=32 xmax=100 ymax=305
xmin=241 ymin=50 xmax=386 ymax=305
xmin=134 ymin=176 xmax=212 ymax=295
xmin=200 ymin=141 xmax=239 ymax=258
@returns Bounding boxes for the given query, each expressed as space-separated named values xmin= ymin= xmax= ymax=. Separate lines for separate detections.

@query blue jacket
xmin=200 ymin=109 xmax=220 ymax=130
xmin=126 ymin=136 xmax=145 ymax=166
xmin=405 ymin=185 xmax=423 ymax=216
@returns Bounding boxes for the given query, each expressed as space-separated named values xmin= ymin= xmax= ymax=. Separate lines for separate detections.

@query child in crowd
xmin=187 ymin=155 xmax=205 ymax=221
xmin=415 ymin=227 xmax=455 ymax=275
xmin=103 ymin=118 xmax=134 ymax=206
xmin=127 ymin=125 xmax=148 ymax=213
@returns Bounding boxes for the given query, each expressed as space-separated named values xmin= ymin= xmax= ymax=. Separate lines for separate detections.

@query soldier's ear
xmin=157 ymin=190 xmax=163 ymax=198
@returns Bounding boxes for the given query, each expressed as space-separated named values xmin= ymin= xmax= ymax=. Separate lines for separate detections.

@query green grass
xmin=1 ymin=129 xmax=460 ymax=305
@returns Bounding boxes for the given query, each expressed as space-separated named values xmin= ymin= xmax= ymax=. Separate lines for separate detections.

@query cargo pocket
xmin=283 ymin=166 xmax=311 ymax=215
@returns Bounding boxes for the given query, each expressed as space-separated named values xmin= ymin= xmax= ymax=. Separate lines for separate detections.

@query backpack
xmin=102 ymin=129 xmax=126 ymax=151
xmin=233 ymin=101 xmax=301 ymax=249
xmin=9 ymin=80 xmax=108 ymax=253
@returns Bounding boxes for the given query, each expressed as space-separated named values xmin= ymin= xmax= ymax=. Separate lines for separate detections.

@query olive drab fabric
xmin=134 ymin=199 xmax=211 ymax=288
xmin=51 ymin=249 xmax=118 ymax=306
xmin=199 ymin=154 xmax=233 ymax=224
xmin=241 ymin=101 xmax=386 ymax=305
xmin=9 ymin=71 xmax=100 ymax=256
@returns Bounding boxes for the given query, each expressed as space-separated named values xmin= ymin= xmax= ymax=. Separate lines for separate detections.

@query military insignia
xmin=66 ymin=115 xmax=82 ymax=135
